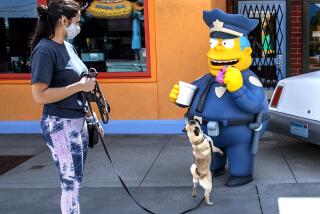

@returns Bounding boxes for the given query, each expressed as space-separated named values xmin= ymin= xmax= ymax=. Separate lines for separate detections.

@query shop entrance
xmin=238 ymin=1 xmax=286 ymax=89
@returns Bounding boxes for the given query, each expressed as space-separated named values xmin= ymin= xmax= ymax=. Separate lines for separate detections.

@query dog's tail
xmin=190 ymin=164 xmax=201 ymax=180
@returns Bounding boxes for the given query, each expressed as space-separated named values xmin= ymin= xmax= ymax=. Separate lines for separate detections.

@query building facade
xmin=0 ymin=0 xmax=312 ymax=133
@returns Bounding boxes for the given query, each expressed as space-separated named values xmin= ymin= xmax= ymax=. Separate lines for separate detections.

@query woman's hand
xmin=86 ymin=111 xmax=104 ymax=137
xmin=79 ymin=77 xmax=96 ymax=92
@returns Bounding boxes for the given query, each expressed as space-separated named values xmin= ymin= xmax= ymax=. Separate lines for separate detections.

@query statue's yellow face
xmin=207 ymin=37 xmax=252 ymax=76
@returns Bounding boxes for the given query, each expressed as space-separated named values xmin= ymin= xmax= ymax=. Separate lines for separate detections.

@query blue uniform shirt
xmin=188 ymin=69 xmax=269 ymax=123
xmin=31 ymin=39 xmax=88 ymax=118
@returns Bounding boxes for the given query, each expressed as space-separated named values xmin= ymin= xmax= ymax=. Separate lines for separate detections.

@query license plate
xmin=290 ymin=122 xmax=309 ymax=139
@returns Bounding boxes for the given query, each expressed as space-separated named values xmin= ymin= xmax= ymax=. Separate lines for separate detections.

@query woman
xmin=30 ymin=1 xmax=104 ymax=213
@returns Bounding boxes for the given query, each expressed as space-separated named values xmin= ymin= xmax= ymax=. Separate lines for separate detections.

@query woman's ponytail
xmin=30 ymin=0 xmax=80 ymax=51
xmin=30 ymin=5 xmax=52 ymax=51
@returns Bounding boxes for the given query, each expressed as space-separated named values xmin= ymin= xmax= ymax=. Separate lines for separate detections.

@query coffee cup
xmin=176 ymin=81 xmax=197 ymax=107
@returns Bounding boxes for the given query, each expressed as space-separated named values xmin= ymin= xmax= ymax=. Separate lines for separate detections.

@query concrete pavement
xmin=1 ymin=132 xmax=320 ymax=213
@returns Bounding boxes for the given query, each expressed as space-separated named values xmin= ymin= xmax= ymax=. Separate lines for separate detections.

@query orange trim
xmin=0 ymin=0 xmax=157 ymax=83
xmin=0 ymin=74 xmax=31 ymax=80
xmin=0 ymin=80 xmax=31 ymax=84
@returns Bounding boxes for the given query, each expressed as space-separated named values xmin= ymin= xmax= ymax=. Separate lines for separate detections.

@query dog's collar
xmin=193 ymin=136 xmax=206 ymax=145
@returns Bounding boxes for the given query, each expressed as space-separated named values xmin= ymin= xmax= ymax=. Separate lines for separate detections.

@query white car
xmin=268 ymin=71 xmax=320 ymax=145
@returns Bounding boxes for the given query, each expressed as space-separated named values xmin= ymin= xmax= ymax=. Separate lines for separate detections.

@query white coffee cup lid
xmin=179 ymin=81 xmax=197 ymax=90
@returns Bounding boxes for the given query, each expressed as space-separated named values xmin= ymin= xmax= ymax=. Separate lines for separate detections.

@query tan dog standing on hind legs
xmin=184 ymin=120 xmax=223 ymax=206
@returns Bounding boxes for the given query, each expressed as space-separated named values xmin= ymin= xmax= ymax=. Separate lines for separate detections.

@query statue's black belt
xmin=185 ymin=113 xmax=269 ymax=127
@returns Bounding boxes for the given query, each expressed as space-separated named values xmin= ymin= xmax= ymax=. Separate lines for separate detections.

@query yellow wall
xmin=0 ymin=0 xmax=225 ymax=121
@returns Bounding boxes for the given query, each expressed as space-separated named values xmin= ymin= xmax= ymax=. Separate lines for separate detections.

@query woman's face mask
xmin=66 ymin=23 xmax=81 ymax=40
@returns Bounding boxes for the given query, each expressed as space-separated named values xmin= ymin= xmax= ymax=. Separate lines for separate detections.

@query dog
xmin=184 ymin=120 xmax=223 ymax=206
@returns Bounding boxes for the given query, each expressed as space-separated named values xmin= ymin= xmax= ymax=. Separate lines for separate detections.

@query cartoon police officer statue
xmin=169 ymin=9 xmax=269 ymax=187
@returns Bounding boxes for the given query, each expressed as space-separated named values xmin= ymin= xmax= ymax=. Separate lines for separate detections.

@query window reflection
xmin=309 ymin=3 xmax=320 ymax=70
xmin=0 ymin=0 xmax=147 ymax=75
xmin=261 ymin=13 xmax=276 ymax=57
xmin=248 ymin=11 xmax=276 ymax=58
xmin=0 ymin=0 xmax=37 ymax=74
xmin=73 ymin=0 xmax=146 ymax=73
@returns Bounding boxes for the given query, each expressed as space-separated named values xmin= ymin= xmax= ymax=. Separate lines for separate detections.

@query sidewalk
xmin=1 ymin=132 xmax=320 ymax=213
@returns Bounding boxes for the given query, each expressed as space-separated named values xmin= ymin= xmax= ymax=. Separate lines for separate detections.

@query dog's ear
xmin=194 ymin=119 xmax=201 ymax=125
xmin=194 ymin=127 xmax=200 ymax=136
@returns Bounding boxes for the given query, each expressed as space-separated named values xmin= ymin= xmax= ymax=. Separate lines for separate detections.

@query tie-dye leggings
xmin=41 ymin=114 xmax=89 ymax=214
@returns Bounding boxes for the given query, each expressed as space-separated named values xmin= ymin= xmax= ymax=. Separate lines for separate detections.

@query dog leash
xmin=179 ymin=197 xmax=205 ymax=214
xmin=87 ymin=103 xmax=205 ymax=214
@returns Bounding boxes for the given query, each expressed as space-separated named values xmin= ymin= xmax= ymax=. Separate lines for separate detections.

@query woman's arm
xmin=31 ymin=77 xmax=96 ymax=105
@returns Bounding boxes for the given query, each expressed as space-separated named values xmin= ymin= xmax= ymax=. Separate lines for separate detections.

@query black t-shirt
xmin=31 ymin=39 xmax=88 ymax=118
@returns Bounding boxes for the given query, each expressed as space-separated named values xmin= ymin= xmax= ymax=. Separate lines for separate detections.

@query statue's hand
xmin=223 ymin=66 xmax=243 ymax=92
xmin=169 ymin=84 xmax=180 ymax=103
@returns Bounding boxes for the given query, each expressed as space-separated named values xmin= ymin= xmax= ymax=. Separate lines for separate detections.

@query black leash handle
xmin=81 ymin=68 xmax=111 ymax=124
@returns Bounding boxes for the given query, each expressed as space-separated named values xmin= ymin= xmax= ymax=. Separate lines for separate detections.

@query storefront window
xmin=247 ymin=11 xmax=276 ymax=58
xmin=0 ymin=0 xmax=37 ymax=75
xmin=73 ymin=0 xmax=149 ymax=77
xmin=0 ymin=0 xmax=150 ymax=79
xmin=308 ymin=3 xmax=320 ymax=70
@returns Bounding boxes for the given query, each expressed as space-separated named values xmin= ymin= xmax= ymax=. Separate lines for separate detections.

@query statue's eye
xmin=209 ymin=38 xmax=218 ymax=48
xmin=222 ymin=39 xmax=235 ymax=49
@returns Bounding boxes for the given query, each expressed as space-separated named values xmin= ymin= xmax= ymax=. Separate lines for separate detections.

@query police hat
xmin=203 ymin=8 xmax=259 ymax=39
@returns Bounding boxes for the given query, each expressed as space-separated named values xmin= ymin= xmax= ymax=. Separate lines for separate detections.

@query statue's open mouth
xmin=210 ymin=59 xmax=239 ymax=66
